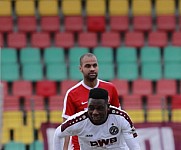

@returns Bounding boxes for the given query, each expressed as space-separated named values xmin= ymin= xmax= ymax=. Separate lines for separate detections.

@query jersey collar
xmin=82 ymin=79 xmax=100 ymax=90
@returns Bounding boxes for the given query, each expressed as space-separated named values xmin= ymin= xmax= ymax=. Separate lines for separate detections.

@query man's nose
xmin=92 ymin=109 xmax=99 ymax=114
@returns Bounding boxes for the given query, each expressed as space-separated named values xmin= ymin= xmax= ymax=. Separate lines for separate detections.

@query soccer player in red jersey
xmin=62 ymin=53 xmax=120 ymax=150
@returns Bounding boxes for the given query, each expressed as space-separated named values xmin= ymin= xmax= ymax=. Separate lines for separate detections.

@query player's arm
xmin=125 ymin=138 xmax=141 ymax=150
xmin=62 ymin=118 xmax=70 ymax=150
xmin=53 ymin=126 xmax=65 ymax=150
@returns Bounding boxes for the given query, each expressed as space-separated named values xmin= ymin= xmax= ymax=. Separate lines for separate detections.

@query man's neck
xmin=84 ymin=79 xmax=98 ymax=88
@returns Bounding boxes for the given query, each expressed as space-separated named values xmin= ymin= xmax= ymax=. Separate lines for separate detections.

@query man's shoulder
xmin=99 ymin=79 xmax=115 ymax=88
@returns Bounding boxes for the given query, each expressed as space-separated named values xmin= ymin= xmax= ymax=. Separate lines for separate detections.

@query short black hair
xmin=89 ymin=88 xmax=108 ymax=102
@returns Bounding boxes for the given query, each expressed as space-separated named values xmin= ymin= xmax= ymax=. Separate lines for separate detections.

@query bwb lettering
xmin=90 ymin=137 xmax=117 ymax=147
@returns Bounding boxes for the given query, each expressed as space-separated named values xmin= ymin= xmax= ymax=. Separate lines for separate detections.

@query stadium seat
xmin=69 ymin=64 xmax=83 ymax=80
xmin=49 ymin=95 xmax=64 ymax=111
xmin=2 ymin=127 xmax=10 ymax=144
xmin=36 ymin=80 xmax=57 ymax=97
xmin=15 ymin=0 xmax=35 ymax=16
xmin=179 ymin=0 xmax=181 ymax=30
xmin=109 ymin=0 xmax=129 ymax=16
xmin=24 ymin=95 xmax=45 ymax=111
xmin=156 ymin=79 xmax=177 ymax=96
xmin=122 ymin=95 xmax=142 ymax=110
xmin=117 ymin=63 xmax=139 ymax=81
xmin=140 ymin=46 xmax=161 ymax=63
xmin=12 ymin=80 xmax=32 ymax=98
xmin=49 ymin=110 xmax=63 ymax=123
xmin=29 ymin=141 xmax=44 ymax=150
xmin=17 ymin=16 xmax=37 ymax=33
xmin=126 ymin=109 xmax=145 ymax=123
xmin=0 ymin=33 xmax=3 ymax=47
xmin=44 ymin=47 xmax=65 ymax=64
xmin=7 ymin=32 xmax=27 ymax=49
xmin=1 ymin=81 xmax=8 ymax=96
xmin=46 ymin=63 xmax=67 ymax=81
xmin=110 ymin=16 xmax=129 ymax=32
xmin=1 ymin=63 xmax=20 ymax=81
xmin=93 ymin=47 xmax=114 ymax=63
xmin=20 ymin=47 xmax=41 ymax=64
xmin=110 ymin=79 xmax=129 ymax=96
xmin=100 ymin=32 xmax=121 ymax=48
xmin=22 ymin=63 xmax=43 ymax=81
xmin=171 ymin=95 xmax=181 ymax=109
xmin=116 ymin=47 xmax=137 ymax=63
xmin=4 ymin=141 xmax=26 ymax=150
xmin=31 ymin=32 xmax=51 ymax=49
xmin=3 ymin=96 xmax=20 ymax=111
xmin=54 ymin=32 xmax=74 ymax=49
xmin=164 ymin=63 xmax=181 ymax=80
xmin=87 ymin=16 xmax=106 ymax=32
xmin=172 ymin=109 xmax=181 ymax=122
xmin=141 ymin=63 xmax=162 ymax=81
xmin=62 ymin=0 xmax=82 ymax=16
xmin=0 ymin=16 xmax=13 ymax=33
xmin=40 ymin=16 xmax=60 ymax=33
xmin=60 ymin=80 xmax=79 ymax=96
xmin=78 ymin=32 xmax=98 ymax=48
xmin=0 ymin=1 xmax=12 ymax=16
xmin=172 ymin=31 xmax=181 ymax=46
xmin=64 ymin=16 xmax=83 ymax=33
xmin=125 ymin=31 xmax=144 ymax=48
xmin=163 ymin=46 xmax=181 ymax=63
xmin=1 ymin=48 xmax=17 ymax=64
xmin=147 ymin=109 xmax=169 ymax=122
xmin=132 ymin=79 xmax=153 ymax=96
xmin=38 ymin=0 xmax=59 ymax=16
xmin=148 ymin=31 xmax=168 ymax=48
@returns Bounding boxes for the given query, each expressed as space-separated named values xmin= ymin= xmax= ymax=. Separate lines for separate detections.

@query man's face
xmin=88 ymin=98 xmax=109 ymax=125
xmin=80 ymin=56 xmax=98 ymax=81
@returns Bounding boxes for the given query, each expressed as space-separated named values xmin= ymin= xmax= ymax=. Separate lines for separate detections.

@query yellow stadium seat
xmin=15 ymin=0 xmax=35 ymax=16
xmin=109 ymin=0 xmax=129 ymax=16
xmin=86 ymin=0 xmax=106 ymax=16
xmin=155 ymin=0 xmax=175 ymax=15
xmin=126 ymin=109 xmax=145 ymax=123
xmin=2 ymin=127 xmax=10 ymax=144
xmin=147 ymin=109 xmax=169 ymax=122
xmin=3 ymin=111 xmax=23 ymax=129
xmin=132 ymin=0 xmax=152 ymax=16
xmin=14 ymin=126 xmax=34 ymax=144
xmin=50 ymin=111 xmax=63 ymax=123
xmin=27 ymin=111 xmax=47 ymax=129
xmin=172 ymin=109 xmax=181 ymax=122
xmin=0 ymin=1 xmax=11 ymax=16
xmin=62 ymin=0 xmax=82 ymax=16
xmin=38 ymin=0 xmax=59 ymax=16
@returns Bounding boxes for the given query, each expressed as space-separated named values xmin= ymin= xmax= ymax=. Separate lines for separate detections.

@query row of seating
xmin=0 ymin=0 xmax=180 ymax=17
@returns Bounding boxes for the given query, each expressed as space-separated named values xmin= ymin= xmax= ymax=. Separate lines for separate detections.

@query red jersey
xmin=62 ymin=79 xmax=120 ymax=150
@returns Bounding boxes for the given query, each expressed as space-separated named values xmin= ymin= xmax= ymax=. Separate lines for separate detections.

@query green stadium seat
xmin=69 ymin=64 xmax=82 ymax=80
xmin=93 ymin=47 xmax=114 ymax=63
xmin=46 ymin=63 xmax=67 ymax=81
xmin=141 ymin=63 xmax=162 ymax=80
xmin=29 ymin=140 xmax=44 ymax=150
xmin=116 ymin=47 xmax=137 ymax=64
xmin=22 ymin=63 xmax=43 ymax=81
xmin=140 ymin=47 xmax=161 ymax=63
xmin=20 ymin=47 xmax=41 ymax=64
xmin=117 ymin=63 xmax=139 ymax=81
xmin=163 ymin=46 xmax=181 ymax=63
xmin=164 ymin=63 xmax=181 ymax=80
xmin=44 ymin=47 xmax=65 ymax=64
xmin=1 ymin=48 xmax=17 ymax=64
xmin=4 ymin=141 xmax=26 ymax=150
xmin=1 ymin=63 xmax=19 ymax=81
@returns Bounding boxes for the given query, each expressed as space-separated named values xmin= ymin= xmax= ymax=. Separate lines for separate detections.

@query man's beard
xmin=85 ymin=73 xmax=98 ymax=81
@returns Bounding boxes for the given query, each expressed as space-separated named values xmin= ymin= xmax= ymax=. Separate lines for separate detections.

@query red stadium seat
xmin=36 ymin=80 xmax=57 ymax=97
xmin=133 ymin=16 xmax=152 ymax=32
xmin=132 ymin=79 xmax=153 ymax=96
xmin=156 ymin=79 xmax=177 ymax=96
xmin=125 ymin=31 xmax=144 ymax=48
xmin=156 ymin=15 xmax=176 ymax=32
xmin=7 ymin=32 xmax=27 ymax=49
xmin=172 ymin=31 xmax=181 ymax=46
xmin=101 ymin=32 xmax=121 ymax=48
xmin=110 ymin=79 xmax=129 ymax=96
xmin=0 ymin=16 xmax=13 ymax=33
xmin=122 ymin=95 xmax=142 ymax=110
xmin=49 ymin=95 xmax=64 ymax=110
xmin=55 ymin=32 xmax=74 ymax=49
xmin=171 ymin=95 xmax=181 ymax=109
xmin=24 ymin=95 xmax=45 ymax=111
xmin=64 ymin=16 xmax=83 ymax=33
xmin=78 ymin=32 xmax=97 ymax=48
xmin=3 ymin=95 xmax=20 ymax=111
xmin=17 ymin=16 xmax=37 ymax=33
xmin=31 ymin=32 xmax=51 ymax=49
xmin=12 ymin=80 xmax=33 ymax=98
xmin=87 ymin=16 xmax=106 ymax=32
xmin=179 ymin=16 xmax=181 ymax=30
xmin=110 ymin=16 xmax=129 ymax=32
xmin=40 ymin=16 xmax=60 ymax=33
xmin=60 ymin=80 xmax=79 ymax=96
xmin=148 ymin=31 xmax=168 ymax=48
xmin=0 ymin=33 xmax=3 ymax=47
xmin=1 ymin=81 xmax=8 ymax=96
